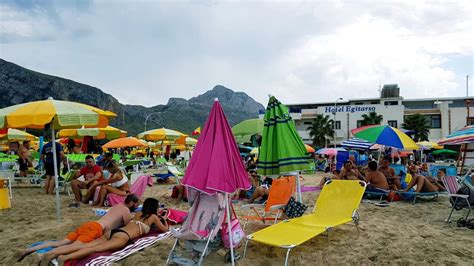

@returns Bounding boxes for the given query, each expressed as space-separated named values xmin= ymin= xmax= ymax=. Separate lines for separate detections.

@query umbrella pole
xmin=225 ymin=194 xmax=235 ymax=266
xmin=51 ymin=128 xmax=61 ymax=223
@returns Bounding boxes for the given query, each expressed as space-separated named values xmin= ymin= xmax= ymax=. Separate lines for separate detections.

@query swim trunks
xmin=66 ymin=221 xmax=103 ymax=243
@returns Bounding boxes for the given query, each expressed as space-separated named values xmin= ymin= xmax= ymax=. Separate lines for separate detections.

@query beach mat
xmin=300 ymin=186 xmax=321 ymax=192
xmin=66 ymin=231 xmax=171 ymax=266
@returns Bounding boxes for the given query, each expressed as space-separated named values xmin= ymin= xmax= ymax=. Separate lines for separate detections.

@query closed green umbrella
xmin=232 ymin=118 xmax=264 ymax=144
xmin=431 ymin=149 xmax=458 ymax=155
xmin=257 ymin=96 xmax=309 ymax=202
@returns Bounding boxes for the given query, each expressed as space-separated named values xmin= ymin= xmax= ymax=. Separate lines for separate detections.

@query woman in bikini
xmin=53 ymin=198 xmax=168 ymax=266
xmin=93 ymin=161 xmax=130 ymax=207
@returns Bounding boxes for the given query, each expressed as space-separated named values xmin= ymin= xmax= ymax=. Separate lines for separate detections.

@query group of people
xmin=15 ymin=194 xmax=169 ymax=265
xmin=320 ymin=155 xmax=447 ymax=194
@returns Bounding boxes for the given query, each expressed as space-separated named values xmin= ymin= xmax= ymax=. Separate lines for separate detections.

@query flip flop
xmin=375 ymin=201 xmax=390 ymax=207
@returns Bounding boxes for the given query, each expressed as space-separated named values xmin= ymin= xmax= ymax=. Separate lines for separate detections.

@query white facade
xmin=269 ymin=95 xmax=474 ymax=145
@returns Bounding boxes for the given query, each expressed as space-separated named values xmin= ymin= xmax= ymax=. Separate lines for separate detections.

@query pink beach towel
xmin=66 ymin=231 xmax=171 ymax=266
xmin=107 ymin=175 xmax=154 ymax=206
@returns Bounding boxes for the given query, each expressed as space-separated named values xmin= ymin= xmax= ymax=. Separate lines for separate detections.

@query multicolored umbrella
xmin=182 ymin=99 xmax=250 ymax=195
xmin=58 ymin=126 xmax=127 ymax=140
xmin=231 ymin=118 xmax=264 ymax=143
xmin=0 ymin=97 xmax=116 ymax=223
xmin=351 ymin=125 xmax=418 ymax=150
xmin=0 ymin=128 xmax=38 ymax=141
xmin=137 ymin=127 xmax=186 ymax=141
xmin=438 ymin=125 xmax=474 ymax=145
xmin=103 ymin=137 xmax=147 ymax=148
xmin=341 ymin=138 xmax=373 ymax=150
xmin=316 ymin=147 xmax=347 ymax=156
xmin=257 ymin=96 xmax=309 ymax=202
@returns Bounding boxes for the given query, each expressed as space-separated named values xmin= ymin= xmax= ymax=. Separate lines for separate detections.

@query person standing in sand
xmin=364 ymin=161 xmax=389 ymax=190
xmin=15 ymin=194 xmax=140 ymax=263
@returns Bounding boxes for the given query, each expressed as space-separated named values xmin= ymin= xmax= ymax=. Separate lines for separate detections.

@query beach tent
xmin=181 ymin=99 xmax=250 ymax=265
xmin=0 ymin=97 xmax=116 ymax=222
xmin=257 ymin=96 xmax=309 ymax=202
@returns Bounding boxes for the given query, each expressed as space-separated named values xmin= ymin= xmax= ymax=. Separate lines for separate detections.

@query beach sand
xmin=2 ymin=173 xmax=474 ymax=265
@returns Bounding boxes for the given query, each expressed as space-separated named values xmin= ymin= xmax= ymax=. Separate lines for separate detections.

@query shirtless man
xmin=18 ymin=141 xmax=32 ymax=177
xmin=378 ymin=156 xmax=401 ymax=190
xmin=339 ymin=160 xmax=364 ymax=180
xmin=15 ymin=194 xmax=140 ymax=263
xmin=364 ymin=161 xmax=389 ymax=190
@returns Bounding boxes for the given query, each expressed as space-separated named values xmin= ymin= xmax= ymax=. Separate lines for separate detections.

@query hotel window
xmin=335 ymin=121 xmax=341 ymax=130
xmin=356 ymin=120 xmax=363 ymax=128
xmin=388 ymin=120 xmax=398 ymax=128
xmin=384 ymin=101 xmax=398 ymax=106
xmin=430 ymin=115 xmax=441 ymax=128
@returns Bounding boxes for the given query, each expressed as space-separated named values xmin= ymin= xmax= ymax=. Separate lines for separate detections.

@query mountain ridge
xmin=0 ymin=59 xmax=264 ymax=136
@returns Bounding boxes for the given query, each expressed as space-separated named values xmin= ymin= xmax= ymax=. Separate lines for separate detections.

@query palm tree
xmin=402 ymin=114 xmax=430 ymax=142
xmin=307 ymin=114 xmax=334 ymax=147
xmin=361 ymin=111 xmax=383 ymax=126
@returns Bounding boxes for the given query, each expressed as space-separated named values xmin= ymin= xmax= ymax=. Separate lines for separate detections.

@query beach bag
xmin=387 ymin=191 xmax=401 ymax=202
xmin=221 ymin=204 xmax=245 ymax=249
xmin=451 ymin=186 xmax=474 ymax=210
xmin=284 ymin=197 xmax=308 ymax=218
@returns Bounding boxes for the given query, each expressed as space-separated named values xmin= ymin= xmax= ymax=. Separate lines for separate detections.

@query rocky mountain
xmin=0 ymin=59 xmax=264 ymax=135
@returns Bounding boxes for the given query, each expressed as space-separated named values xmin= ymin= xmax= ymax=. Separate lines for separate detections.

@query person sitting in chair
xmin=402 ymin=167 xmax=445 ymax=193
xmin=93 ymin=161 xmax=130 ymax=207
xmin=71 ymin=155 xmax=103 ymax=204
xmin=364 ymin=161 xmax=390 ymax=190
xmin=378 ymin=156 xmax=401 ymax=190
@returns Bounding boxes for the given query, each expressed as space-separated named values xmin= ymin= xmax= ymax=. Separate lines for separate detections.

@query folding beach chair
xmin=244 ymin=180 xmax=367 ymax=266
xmin=442 ymin=175 xmax=472 ymax=223
xmin=241 ymin=176 xmax=296 ymax=228
xmin=167 ymin=189 xmax=228 ymax=265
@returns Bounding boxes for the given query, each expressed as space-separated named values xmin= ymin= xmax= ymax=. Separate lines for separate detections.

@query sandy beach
xmin=2 ymin=173 xmax=474 ymax=265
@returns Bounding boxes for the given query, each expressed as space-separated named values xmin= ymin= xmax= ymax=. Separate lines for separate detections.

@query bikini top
xmin=134 ymin=220 xmax=150 ymax=235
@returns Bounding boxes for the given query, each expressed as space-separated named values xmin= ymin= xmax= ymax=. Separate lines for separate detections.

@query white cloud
xmin=0 ymin=1 xmax=472 ymax=107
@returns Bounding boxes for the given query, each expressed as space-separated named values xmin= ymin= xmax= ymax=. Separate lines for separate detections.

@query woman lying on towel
xmin=402 ymin=166 xmax=446 ymax=193
xmin=54 ymin=198 xmax=168 ymax=266
xmin=93 ymin=161 xmax=130 ymax=207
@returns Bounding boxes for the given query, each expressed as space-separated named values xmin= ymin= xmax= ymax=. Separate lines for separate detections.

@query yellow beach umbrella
xmin=137 ymin=127 xmax=186 ymax=141
xmin=0 ymin=97 xmax=116 ymax=222
xmin=59 ymin=126 xmax=127 ymax=140
xmin=0 ymin=128 xmax=38 ymax=141
xmin=416 ymin=141 xmax=443 ymax=150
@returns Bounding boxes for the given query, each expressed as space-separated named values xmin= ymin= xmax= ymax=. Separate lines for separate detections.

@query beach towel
xmin=66 ymin=231 xmax=171 ymax=266
xmin=106 ymin=175 xmax=154 ymax=206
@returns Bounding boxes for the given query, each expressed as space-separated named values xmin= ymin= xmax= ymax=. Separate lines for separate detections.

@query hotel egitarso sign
xmin=324 ymin=106 xmax=376 ymax=113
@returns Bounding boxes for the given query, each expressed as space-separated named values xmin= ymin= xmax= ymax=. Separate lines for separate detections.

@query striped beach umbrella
xmin=58 ymin=126 xmax=127 ymax=140
xmin=137 ymin=127 xmax=186 ymax=141
xmin=341 ymin=138 xmax=373 ymax=150
xmin=0 ymin=128 xmax=38 ymax=141
xmin=257 ymin=96 xmax=309 ymax=202
xmin=438 ymin=125 xmax=474 ymax=145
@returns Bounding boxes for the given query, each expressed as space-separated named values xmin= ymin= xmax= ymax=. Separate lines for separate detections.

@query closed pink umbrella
xmin=182 ymin=99 xmax=251 ymax=195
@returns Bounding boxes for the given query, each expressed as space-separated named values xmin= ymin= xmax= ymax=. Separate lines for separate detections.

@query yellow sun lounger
xmin=243 ymin=180 xmax=367 ymax=266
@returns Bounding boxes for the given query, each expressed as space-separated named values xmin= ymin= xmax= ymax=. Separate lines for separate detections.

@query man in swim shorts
xmin=15 ymin=194 xmax=140 ymax=263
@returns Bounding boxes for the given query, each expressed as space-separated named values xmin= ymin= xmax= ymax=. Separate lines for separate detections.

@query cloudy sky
xmin=0 ymin=0 xmax=472 ymax=106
